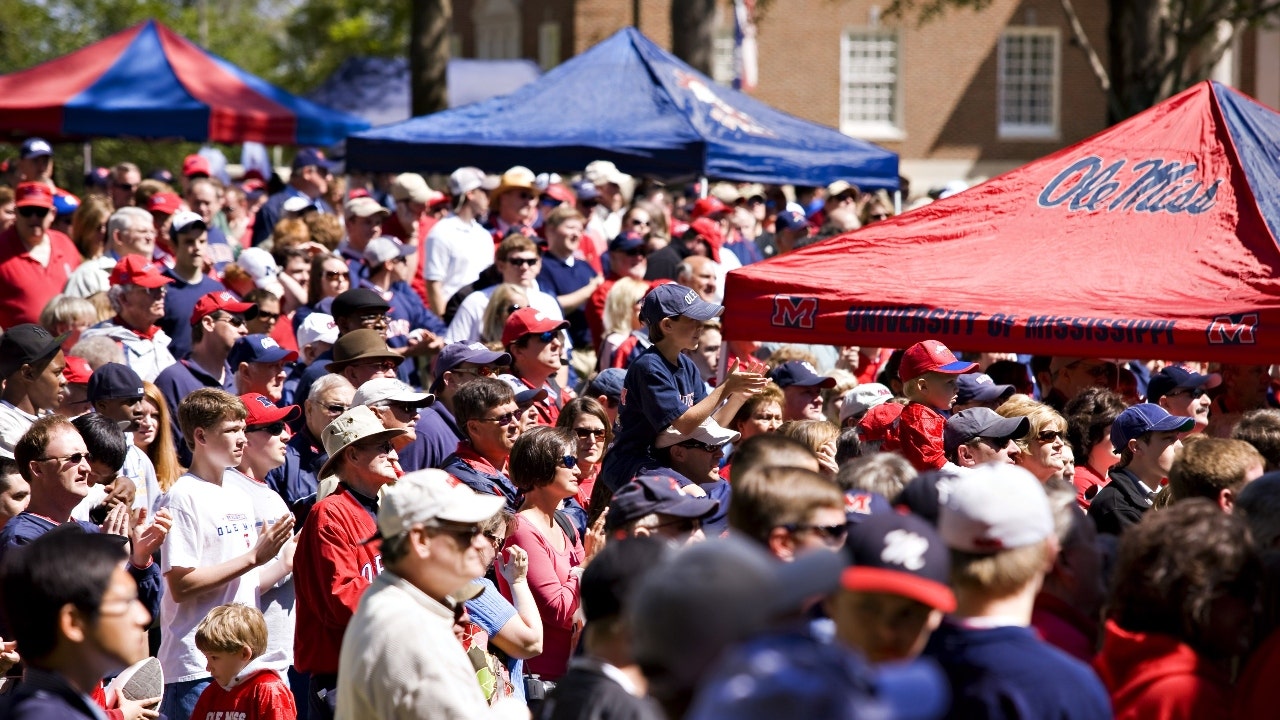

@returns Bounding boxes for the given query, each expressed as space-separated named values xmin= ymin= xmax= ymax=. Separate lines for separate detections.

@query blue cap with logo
xmin=640 ymin=283 xmax=723 ymax=327
xmin=1145 ymin=365 xmax=1222 ymax=404
xmin=430 ymin=342 xmax=511 ymax=393
xmin=954 ymin=372 xmax=1015 ymax=405
xmin=20 ymin=138 xmax=53 ymax=160
xmin=87 ymin=363 xmax=145 ymax=402
xmin=769 ymin=360 xmax=837 ymax=389
xmin=292 ymin=147 xmax=337 ymax=172
xmin=1111 ymin=403 xmax=1195 ymax=452
xmin=775 ymin=209 xmax=809 ymax=233
xmin=606 ymin=473 xmax=720 ymax=532
xmin=229 ymin=334 xmax=299 ymax=368
xmin=607 ymin=231 xmax=646 ymax=253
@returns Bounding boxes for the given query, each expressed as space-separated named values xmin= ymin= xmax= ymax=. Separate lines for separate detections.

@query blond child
xmin=191 ymin=604 xmax=298 ymax=720
xmin=897 ymin=340 xmax=977 ymax=471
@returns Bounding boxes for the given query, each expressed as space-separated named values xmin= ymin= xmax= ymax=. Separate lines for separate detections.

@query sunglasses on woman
xmin=574 ymin=427 xmax=607 ymax=440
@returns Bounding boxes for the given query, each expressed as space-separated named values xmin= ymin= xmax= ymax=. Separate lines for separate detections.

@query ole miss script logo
xmin=1206 ymin=313 xmax=1258 ymax=345
xmin=771 ymin=295 xmax=818 ymax=329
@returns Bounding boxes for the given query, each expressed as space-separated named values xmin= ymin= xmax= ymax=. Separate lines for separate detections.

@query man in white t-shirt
xmin=157 ymin=388 xmax=295 ymax=720
xmin=424 ymin=167 xmax=499 ymax=317
xmin=227 ymin=393 xmax=301 ymax=685
xmin=446 ymin=234 xmax=564 ymax=344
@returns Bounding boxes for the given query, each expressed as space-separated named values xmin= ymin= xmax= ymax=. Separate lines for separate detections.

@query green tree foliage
xmin=276 ymin=0 xmax=409 ymax=93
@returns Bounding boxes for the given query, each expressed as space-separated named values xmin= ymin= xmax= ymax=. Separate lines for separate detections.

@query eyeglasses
xmin=483 ymin=531 xmax=506 ymax=547
xmin=355 ymin=440 xmax=395 ymax=456
xmin=869 ymin=213 xmax=890 ymax=221
xmin=784 ymin=523 xmax=849 ymax=544
xmin=325 ymin=270 xmax=350 ymax=281
xmin=505 ymin=257 xmax=539 ymax=267
xmin=381 ymin=401 xmax=421 ymax=415
xmin=39 ymin=452 xmax=93 ymax=465
xmin=321 ymin=403 xmax=348 ymax=415
xmin=517 ymin=192 xmax=537 ymax=201
xmin=506 ymin=304 xmax=523 ymax=314
xmin=653 ymin=517 xmax=701 ymax=535
xmin=98 ymin=594 xmax=143 ymax=617
xmin=17 ymin=206 xmax=49 ymax=219
xmin=629 ymin=218 xmax=651 ymax=226
xmin=1037 ymin=430 xmax=1067 ymax=444
xmin=561 ymin=455 xmax=579 ymax=469
xmin=523 ymin=330 xmax=559 ymax=344
xmin=574 ymin=427 xmax=607 ymax=440
xmin=623 ymin=248 xmax=647 ymax=257
xmin=248 ymin=422 xmax=287 ymax=436
xmin=678 ymin=440 xmax=726 ymax=453
xmin=451 ymin=365 xmax=497 ymax=379
xmin=215 ymin=314 xmax=245 ymax=328
xmin=256 ymin=311 xmax=281 ymax=323
xmin=134 ymin=286 xmax=167 ymax=299
xmin=1068 ymin=361 xmax=1114 ymax=379
xmin=475 ymin=411 xmax=519 ymax=426
xmin=112 ymin=182 xmax=137 ymax=193
xmin=354 ymin=358 xmax=399 ymax=372
xmin=1166 ymin=387 xmax=1208 ymax=399
xmin=428 ymin=522 xmax=485 ymax=546
xmin=358 ymin=313 xmax=389 ymax=327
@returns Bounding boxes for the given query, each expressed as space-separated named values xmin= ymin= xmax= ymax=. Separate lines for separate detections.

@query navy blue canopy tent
xmin=346 ymin=27 xmax=898 ymax=189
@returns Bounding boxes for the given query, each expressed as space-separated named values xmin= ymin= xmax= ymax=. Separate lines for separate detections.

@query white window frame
xmin=473 ymin=0 xmax=521 ymax=60
xmin=839 ymin=29 xmax=903 ymax=141
xmin=997 ymin=27 xmax=1061 ymax=140
xmin=538 ymin=21 xmax=561 ymax=70
xmin=711 ymin=27 xmax=736 ymax=86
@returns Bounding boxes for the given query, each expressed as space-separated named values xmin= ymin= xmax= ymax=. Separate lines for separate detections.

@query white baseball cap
xmin=938 ymin=464 xmax=1054 ymax=553
xmin=353 ymin=377 xmax=434 ymax=408
xmin=374 ymin=469 xmax=506 ymax=540
xmin=297 ymin=313 xmax=338 ymax=349
xmin=839 ymin=383 xmax=894 ymax=423
xmin=655 ymin=418 xmax=741 ymax=450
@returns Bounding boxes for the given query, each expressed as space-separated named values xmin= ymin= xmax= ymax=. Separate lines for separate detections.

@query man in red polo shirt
xmin=0 ymin=183 xmax=80 ymax=327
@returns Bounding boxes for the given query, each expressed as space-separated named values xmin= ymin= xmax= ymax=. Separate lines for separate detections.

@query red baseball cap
xmin=502 ymin=307 xmax=570 ymax=347
xmin=898 ymin=340 xmax=979 ymax=381
xmin=62 ymin=355 xmax=93 ymax=385
xmin=857 ymin=403 xmax=904 ymax=452
xmin=691 ymin=196 xmax=729 ymax=220
xmin=688 ymin=218 xmax=723 ymax=263
xmin=146 ymin=192 xmax=182 ymax=215
xmin=109 ymin=256 xmax=174 ymax=289
xmin=240 ymin=392 xmax=301 ymax=426
xmin=182 ymin=154 xmax=211 ymax=178
xmin=191 ymin=290 xmax=256 ymax=326
xmin=14 ymin=182 xmax=55 ymax=209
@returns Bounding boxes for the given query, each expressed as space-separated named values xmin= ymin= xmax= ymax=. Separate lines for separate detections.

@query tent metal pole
xmin=82 ymin=142 xmax=92 ymax=175
xmin=894 ymin=189 xmax=901 ymax=214
xmin=698 ymin=176 xmax=708 ymax=199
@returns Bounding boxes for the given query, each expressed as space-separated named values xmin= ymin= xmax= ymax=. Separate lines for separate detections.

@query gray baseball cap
xmin=943 ymin=407 xmax=1029 ymax=454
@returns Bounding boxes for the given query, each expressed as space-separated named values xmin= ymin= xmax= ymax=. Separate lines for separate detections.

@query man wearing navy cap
xmin=1089 ymin=403 xmax=1195 ymax=535
xmin=772 ymin=209 xmax=813 ymax=255
xmin=587 ymin=368 xmax=626 ymax=425
xmin=88 ymin=362 xmax=160 ymax=513
xmin=1147 ymin=365 xmax=1220 ymax=435
xmin=952 ymin=372 xmax=1016 ymax=412
xmin=770 ymin=360 xmax=837 ymax=422
xmin=251 ymin=148 xmax=335 ymax=246
xmin=17 ymin=138 xmax=54 ymax=187
xmin=944 ymin=407 xmax=1028 ymax=469
xmin=403 ymin=342 xmax=512 ymax=473
xmin=291 ymin=288 xmax=394 ymax=406
xmin=586 ymin=231 xmax=649 ymax=344
xmin=231 ymin=334 xmax=299 ymax=403
xmin=606 ymin=473 xmax=719 ymax=544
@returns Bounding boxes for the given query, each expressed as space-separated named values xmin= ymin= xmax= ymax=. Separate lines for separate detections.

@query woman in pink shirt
xmin=499 ymin=426 xmax=606 ymax=680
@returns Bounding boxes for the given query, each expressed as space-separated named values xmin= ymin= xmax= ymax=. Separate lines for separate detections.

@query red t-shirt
xmin=190 ymin=668 xmax=297 ymax=720
xmin=0 ymin=226 xmax=80 ymax=327
xmin=898 ymin=401 xmax=948 ymax=472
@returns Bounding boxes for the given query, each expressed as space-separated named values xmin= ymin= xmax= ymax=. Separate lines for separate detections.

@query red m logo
xmin=771 ymin=295 xmax=818 ymax=329
xmin=1206 ymin=313 xmax=1258 ymax=344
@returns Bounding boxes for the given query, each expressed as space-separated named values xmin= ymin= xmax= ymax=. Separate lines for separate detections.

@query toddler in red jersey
xmin=191 ymin=604 xmax=298 ymax=720
xmin=898 ymin=340 xmax=978 ymax=472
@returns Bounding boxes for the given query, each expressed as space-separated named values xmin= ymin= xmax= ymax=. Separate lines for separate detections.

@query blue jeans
xmin=160 ymin=678 xmax=210 ymax=720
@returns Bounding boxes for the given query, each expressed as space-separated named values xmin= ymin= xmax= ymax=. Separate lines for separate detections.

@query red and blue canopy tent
xmin=0 ymin=20 xmax=369 ymax=146
xmin=723 ymin=81 xmax=1280 ymax=364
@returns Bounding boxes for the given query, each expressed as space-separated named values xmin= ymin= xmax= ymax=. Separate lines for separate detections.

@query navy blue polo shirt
xmin=538 ymin=252 xmax=597 ymax=347
xmin=598 ymin=346 xmax=706 ymax=491
xmin=360 ymin=280 xmax=448 ymax=387
xmin=159 ymin=269 xmax=225 ymax=362
xmin=266 ymin=427 xmax=329 ymax=524
xmin=400 ymin=403 xmax=463 ymax=472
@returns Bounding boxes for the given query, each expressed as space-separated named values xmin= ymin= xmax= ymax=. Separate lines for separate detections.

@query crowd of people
xmin=0 ymin=136 xmax=1277 ymax=720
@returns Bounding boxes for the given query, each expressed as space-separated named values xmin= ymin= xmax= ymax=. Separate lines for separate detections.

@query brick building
xmin=452 ymin=0 xmax=1276 ymax=195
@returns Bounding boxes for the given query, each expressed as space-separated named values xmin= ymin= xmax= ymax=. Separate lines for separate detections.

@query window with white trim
xmin=711 ymin=28 xmax=736 ymax=86
xmin=538 ymin=22 xmax=561 ymax=70
xmin=474 ymin=0 xmax=521 ymax=60
xmin=839 ymin=30 xmax=902 ymax=139
xmin=998 ymin=27 xmax=1060 ymax=139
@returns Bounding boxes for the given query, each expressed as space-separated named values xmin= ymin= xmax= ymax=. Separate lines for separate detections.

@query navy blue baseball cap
xmin=1111 ymin=403 xmax=1195 ymax=452
xmin=229 ymin=334 xmax=299 ymax=368
xmin=20 ymin=138 xmax=52 ymax=160
xmin=842 ymin=511 xmax=957 ymax=612
xmin=87 ymin=363 xmax=145 ymax=402
xmin=1146 ymin=366 xmax=1222 ymax=404
xmin=943 ymin=407 xmax=1029 ymax=454
xmin=587 ymin=368 xmax=626 ymax=403
xmin=954 ymin=372 xmax=1015 ymax=406
xmin=775 ymin=209 xmax=809 ymax=233
xmin=607 ymin=231 xmax=646 ymax=253
xmin=430 ymin=342 xmax=512 ymax=393
xmin=891 ymin=469 xmax=961 ymax=526
xmin=606 ymin=473 xmax=720 ymax=532
xmin=640 ymin=283 xmax=723 ymax=327
xmin=292 ymin=147 xmax=337 ymax=172
xmin=844 ymin=489 xmax=893 ymax=524
xmin=768 ymin=360 xmax=837 ymax=389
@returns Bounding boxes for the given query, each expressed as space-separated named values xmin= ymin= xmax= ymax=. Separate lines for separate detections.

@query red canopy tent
xmin=723 ymin=81 xmax=1280 ymax=363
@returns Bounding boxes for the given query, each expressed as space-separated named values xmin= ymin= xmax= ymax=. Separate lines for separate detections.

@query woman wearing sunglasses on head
xmin=500 ymin=426 xmax=608 ymax=682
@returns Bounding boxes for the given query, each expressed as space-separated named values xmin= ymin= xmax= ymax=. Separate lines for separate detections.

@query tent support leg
xmin=698 ymin=176 xmax=708 ymax=199
xmin=83 ymin=142 xmax=92 ymax=175
xmin=894 ymin=189 xmax=901 ymax=214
